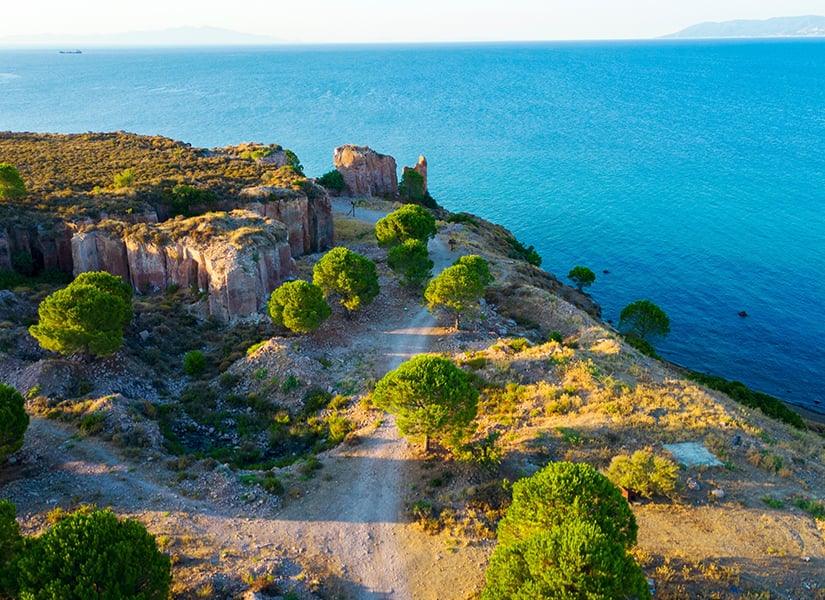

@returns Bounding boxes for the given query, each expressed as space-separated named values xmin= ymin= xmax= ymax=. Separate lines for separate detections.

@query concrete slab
xmin=663 ymin=442 xmax=724 ymax=467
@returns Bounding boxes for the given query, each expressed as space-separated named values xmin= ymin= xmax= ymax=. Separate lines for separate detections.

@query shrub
xmin=605 ymin=449 xmax=679 ymax=498
xmin=0 ymin=384 xmax=28 ymax=463
xmin=11 ymin=251 xmax=35 ymax=276
xmin=0 ymin=163 xmax=26 ymax=199
xmin=0 ymin=500 xmax=22 ymax=597
xmin=268 ymin=280 xmax=331 ymax=333
xmin=17 ymin=509 xmax=171 ymax=600
xmin=618 ymin=299 xmax=670 ymax=343
xmin=386 ymin=239 xmax=433 ymax=287
xmin=313 ymin=247 xmax=379 ymax=317
xmin=687 ymin=372 xmax=806 ymax=430
xmin=374 ymin=204 xmax=437 ymax=248
xmin=567 ymin=265 xmax=595 ymax=291
xmin=483 ymin=518 xmax=650 ymax=600
xmin=317 ymin=169 xmax=346 ymax=193
xmin=284 ymin=149 xmax=304 ymax=175
xmin=113 ymin=167 xmax=135 ymax=189
xmin=163 ymin=184 xmax=216 ymax=217
xmin=183 ymin=350 xmax=206 ymax=375
xmin=372 ymin=355 xmax=478 ymax=453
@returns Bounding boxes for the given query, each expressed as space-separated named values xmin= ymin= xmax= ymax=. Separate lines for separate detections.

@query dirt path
xmin=264 ymin=201 xmax=472 ymax=598
xmin=3 ymin=200 xmax=485 ymax=600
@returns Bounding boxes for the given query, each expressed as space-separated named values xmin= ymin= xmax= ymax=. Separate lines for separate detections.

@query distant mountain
xmin=665 ymin=15 xmax=825 ymax=39
xmin=0 ymin=26 xmax=284 ymax=47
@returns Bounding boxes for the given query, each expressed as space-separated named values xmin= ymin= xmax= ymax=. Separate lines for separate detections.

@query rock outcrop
xmin=402 ymin=155 xmax=428 ymax=194
xmin=0 ymin=223 xmax=75 ymax=274
xmin=333 ymin=145 xmax=398 ymax=198
xmin=239 ymin=186 xmax=334 ymax=256
xmin=72 ymin=211 xmax=295 ymax=322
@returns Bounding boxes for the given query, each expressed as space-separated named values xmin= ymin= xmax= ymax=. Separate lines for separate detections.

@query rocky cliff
xmin=71 ymin=211 xmax=295 ymax=322
xmin=239 ymin=186 xmax=334 ymax=256
xmin=0 ymin=132 xmax=336 ymax=321
xmin=333 ymin=145 xmax=398 ymax=198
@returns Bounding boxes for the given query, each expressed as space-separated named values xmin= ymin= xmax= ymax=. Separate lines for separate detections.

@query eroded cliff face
xmin=2 ymin=189 xmax=332 ymax=321
xmin=333 ymin=145 xmax=398 ymax=198
xmin=72 ymin=211 xmax=296 ymax=322
xmin=239 ymin=185 xmax=334 ymax=256
xmin=0 ymin=223 xmax=75 ymax=274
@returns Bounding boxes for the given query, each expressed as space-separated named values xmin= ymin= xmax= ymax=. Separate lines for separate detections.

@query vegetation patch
xmin=687 ymin=372 xmax=806 ymax=430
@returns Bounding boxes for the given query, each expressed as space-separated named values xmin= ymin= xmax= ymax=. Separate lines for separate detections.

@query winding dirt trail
xmin=2 ymin=201 xmax=488 ymax=599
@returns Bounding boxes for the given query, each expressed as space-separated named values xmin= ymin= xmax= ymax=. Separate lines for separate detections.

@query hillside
xmin=1 ymin=134 xmax=824 ymax=599
xmin=665 ymin=15 xmax=825 ymax=39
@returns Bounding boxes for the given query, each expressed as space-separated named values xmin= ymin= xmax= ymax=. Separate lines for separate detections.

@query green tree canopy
xmin=312 ymin=247 xmax=379 ymax=317
xmin=268 ymin=279 xmax=331 ymax=333
xmin=285 ymin=149 xmax=304 ymax=176
xmin=0 ymin=163 xmax=26 ymax=200
xmin=483 ymin=462 xmax=649 ymax=600
xmin=398 ymin=169 xmax=426 ymax=203
xmin=72 ymin=271 xmax=134 ymax=325
xmin=424 ymin=263 xmax=486 ymax=330
xmin=454 ymin=254 xmax=493 ymax=286
xmin=374 ymin=204 xmax=437 ymax=248
xmin=387 ymin=239 xmax=434 ymax=288
xmin=0 ymin=500 xmax=22 ymax=597
xmin=0 ymin=384 xmax=29 ymax=464
xmin=29 ymin=272 xmax=133 ymax=360
xmin=497 ymin=461 xmax=639 ymax=550
xmin=17 ymin=509 xmax=171 ymax=600
xmin=568 ymin=265 xmax=596 ymax=292
xmin=372 ymin=355 xmax=478 ymax=452
xmin=618 ymin=299 xmax=670 ymax=342
xmin=483 ymin=519 xmax=651 ymax=600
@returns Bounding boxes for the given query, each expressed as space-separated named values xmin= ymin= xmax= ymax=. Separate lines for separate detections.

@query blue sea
xmin=1 ymin=41 xmax=824 ymax=413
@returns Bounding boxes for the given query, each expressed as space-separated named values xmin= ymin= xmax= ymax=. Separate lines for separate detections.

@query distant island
xmin=665 ymin=15 xmax=825 ymax=39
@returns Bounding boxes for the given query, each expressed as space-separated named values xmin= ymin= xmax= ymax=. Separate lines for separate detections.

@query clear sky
xmin=2 ymin=0 xmax=825 ymax=43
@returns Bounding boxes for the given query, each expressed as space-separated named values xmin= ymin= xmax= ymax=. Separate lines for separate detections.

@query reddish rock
xmin=333 ymin=145 xmax=398 ymax=198
xmin=72 ymin=211 xmax=296 ymax=321
xmin=239 ymin=184 xmax=334 ymax=256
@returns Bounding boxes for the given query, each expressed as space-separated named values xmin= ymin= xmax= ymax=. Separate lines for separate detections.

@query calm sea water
xmin=1 ymin=41 xmax=824 ymax=412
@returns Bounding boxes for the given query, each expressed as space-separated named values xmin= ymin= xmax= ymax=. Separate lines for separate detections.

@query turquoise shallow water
xmin=1 ymin=41 xmax=823 ymax=411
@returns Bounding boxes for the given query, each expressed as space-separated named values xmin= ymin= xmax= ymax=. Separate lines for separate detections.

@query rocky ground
xmin=1 ymin=200 xmax=825 ymax=599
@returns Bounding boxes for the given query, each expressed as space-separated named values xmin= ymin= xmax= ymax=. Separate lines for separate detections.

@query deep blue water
xmin=1 ymin=41 xmax=824 ymax=412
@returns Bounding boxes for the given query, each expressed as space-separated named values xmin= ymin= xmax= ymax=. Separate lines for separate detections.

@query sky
xmin=2 ymin=0 xmax=825 ymax=43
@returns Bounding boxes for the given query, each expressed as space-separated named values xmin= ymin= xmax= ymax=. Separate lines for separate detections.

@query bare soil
xmin=2 ymin=199 xmax=824 ymax=599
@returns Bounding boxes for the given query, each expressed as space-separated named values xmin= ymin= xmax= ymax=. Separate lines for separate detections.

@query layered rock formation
xmin=239 ymin=186 xmax=334 ymax=256
xmin=72 ymin=211 xmax=295 ymax=322
xmin=333 ymin=145 xmax=398 ymax=198
xmin=0 ymin=223 xmax=75 ymax=274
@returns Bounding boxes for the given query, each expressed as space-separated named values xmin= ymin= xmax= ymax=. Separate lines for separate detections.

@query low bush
xmin=317 ymin=169 xmax=345 ymax=193
xmin=16 ymin=508 xmax=171 ymax=600
xmin=605 ymin=449 xmax=679 ymax=498
xmin=183 ymin=350 xmax=206 ymax=375
xmin=0 ymin=384 xmax=29 ymax=463
xmin=688 ymin=372 xmax=806 ymax=430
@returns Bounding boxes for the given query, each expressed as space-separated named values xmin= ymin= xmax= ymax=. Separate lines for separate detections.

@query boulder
xmin=333 ymin=145 xmax=398 ymax=198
